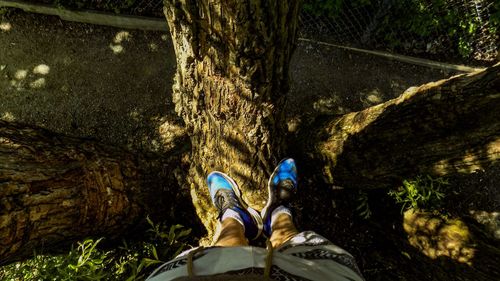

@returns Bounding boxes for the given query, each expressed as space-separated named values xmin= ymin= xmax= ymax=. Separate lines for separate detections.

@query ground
xmin=1 ymin=10 xmax=499 ymax=280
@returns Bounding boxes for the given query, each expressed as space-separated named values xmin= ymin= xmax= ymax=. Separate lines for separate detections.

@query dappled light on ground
xmin=403 ymin=210 xmax=475 ymax=265
xmin=109 ymin=30 xmax=131 ymax=55
xmin=14 ymin=69 xmax=27 ymax=80
xmin=33 ymin=64 xmax=50 ymax=75
xmin=8 ymin=65 xmax=50 ymax=90
xmin=149 ymin=42 xmax=159 ymax=52
xmin=469 ymin=210 xmax=500 ymax=239
xmin=359 ymin=88 xmax=383 ymax=107
xmin=433 ymin=140 xmax=500 ymax=175
xmin=487 ymin=138 xmax=500 ymax=160
xmin=312 ymin=96 xmax=348 ymax=115
xmin=158 ymin=120 xmax=185 ymax=151
xmin=1 ymin=112 xmax=15 ymax=122
xmin=29 ymin=77 xmax=45 ymax=89
xmin=0 ymin=22 xmax=11 ymax=32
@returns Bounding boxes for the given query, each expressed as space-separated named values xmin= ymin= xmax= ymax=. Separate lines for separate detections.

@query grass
xmin=388 ymin=175 xmax=449 ymax=213
xmin=0 ymin=218 xmax=192 ymax=281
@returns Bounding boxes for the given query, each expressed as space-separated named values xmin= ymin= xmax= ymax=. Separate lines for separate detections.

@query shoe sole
xmin=210 ymin=171 xmax=263 ymax=240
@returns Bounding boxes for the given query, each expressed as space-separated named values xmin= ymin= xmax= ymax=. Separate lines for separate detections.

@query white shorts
xmin=147 ymin=231 xmax=364 ymax=281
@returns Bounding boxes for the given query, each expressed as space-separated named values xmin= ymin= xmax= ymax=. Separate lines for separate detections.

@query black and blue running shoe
xmin=207 ymin=171 xmax=263 ymax=240
xmin=261 ymin=158 xmax=298 ymax=237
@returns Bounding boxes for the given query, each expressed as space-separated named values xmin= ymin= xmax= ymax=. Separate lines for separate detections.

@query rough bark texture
xmin=310 ymin=63 xmax=500 ymax=189
xmin=0 ymin=120 xmax=189 ymax=265
xmin=164 ymin=0 xmax=301 ymax=234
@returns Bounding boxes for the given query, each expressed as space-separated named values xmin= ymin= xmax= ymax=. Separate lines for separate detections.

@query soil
xmin=1 ymin=9 xmax=498 ymax=281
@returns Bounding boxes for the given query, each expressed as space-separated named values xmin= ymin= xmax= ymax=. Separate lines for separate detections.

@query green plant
xmin=0 ymin=7 xmax=11 ymax=17
xmin=388 ymin=175 xmax=448 ymax=213
xmin=0 ymin=238 xmax=111 ymax=280
xmin=356 ymin=190 xmax=372 ymax=219
xmin=0 ymin=218 xmax=192 ymax=281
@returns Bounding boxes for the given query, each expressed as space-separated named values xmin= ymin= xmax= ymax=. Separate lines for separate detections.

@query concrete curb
xmin=298 ymin=38 xmax=486 ymax=73
xmin=0 ymin=0 xmax=168 ymax=31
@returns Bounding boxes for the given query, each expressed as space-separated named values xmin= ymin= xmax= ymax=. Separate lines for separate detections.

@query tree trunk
xmin=309 ymin=63 xmax=500 ymax=189
xmin=0 ymin=120 xmax=191 ymax=265
xmin=164 ymin=0 xmax=301 ymax=234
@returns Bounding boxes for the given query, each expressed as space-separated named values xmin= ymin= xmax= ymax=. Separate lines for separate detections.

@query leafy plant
xmin=388 ymin=175 xmax=448 ymax=213
xmin=356 ymin=190 xmax=372 ymax=219
xmin=0 ymin=218 xmax=192 ymax=281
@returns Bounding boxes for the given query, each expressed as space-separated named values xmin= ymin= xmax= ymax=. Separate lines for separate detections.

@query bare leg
xmin=270 ymin=213 xmax=299 ymax=248
xmin=214 ymin=218 xmax=249 ymax=247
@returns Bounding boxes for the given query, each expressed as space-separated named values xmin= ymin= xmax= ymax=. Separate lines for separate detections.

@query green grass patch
xmin=0 ymin=218 xmax=192 ymax=281
xmin=388 ymin=175 xmax=449 ymax=213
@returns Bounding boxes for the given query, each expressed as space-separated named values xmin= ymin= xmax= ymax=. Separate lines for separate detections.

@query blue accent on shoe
xmin=207 ymin=171 xmax=263 ymax=240
xmin=271 ymin=158 xmax=297 ymax=187
xmin=207 ymin=172 xmax=237 ymax=200
xmin=263 ymin=215 xmax=272 ymax=239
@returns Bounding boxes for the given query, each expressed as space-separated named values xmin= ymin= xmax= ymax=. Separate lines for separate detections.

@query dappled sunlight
xmin=403 ymin=210 xmax=475 ymax=265
xmin=8 ymin=65 xmax=51 ymax=90
xmin=33 ymin=64 xmax=50 ymax=75
xmin=113 ymin=31 xmax=131 ymax=44
xmin=487 ymin=138 xmax=500 ymax=161
xmin=0 ymin=22 xmax=11 ymax=32
xmin=109 ymin=44 xmax=124 ymax=54
xmin=1 ymin=112 xmax=15 ymax=122
xmin=29 ymin=77 xmax=46 ymax=89
xmin=469 ymin=210 xmax=500 ymax=240
xmin=433 ymin=150 xmax=492 ymax=175
xmin=14 ymin=69 xmax=27 ymax=80
xmin=158 ymin=120 xmax=185 ymax=150
xmin=312 ymin=96 xmax=347 ymax=115
xmin=161 ymin=34 xmax=169 ymax=41
xmin=287 ymin=116 xmax=302 ymax=133
xmin=128 ymin=109 xmax=141 ymax=122
xmin=149 ymin=42 xmax=159 ymax=52
xmin=0 ymin=136 xmax=20 ymax=148
xmin=109 ymin=31 xmax=131 ymax=55
xmin=359 ymin=88 xmax=383 ymax=107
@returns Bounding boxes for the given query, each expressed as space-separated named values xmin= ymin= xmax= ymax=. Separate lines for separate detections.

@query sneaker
xmin=207 ymin=171 xmax=263 ymax=240
xmin=261 ymin=158 xmax=298 ymax=237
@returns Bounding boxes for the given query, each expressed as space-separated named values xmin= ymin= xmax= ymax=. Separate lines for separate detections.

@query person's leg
xmin=270 ymin=213 xmax=298 ymax=248
xmin=207 ymin=171 xmax=263 ymax=244
xmin=214 ymin=218 xmax=249 ymax=246
xmin=261 ymin=158 xmax=299 ymax=247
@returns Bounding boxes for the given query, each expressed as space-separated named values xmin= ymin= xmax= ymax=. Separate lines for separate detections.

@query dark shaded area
xmin=291 ymin=159 xmax=500 ymax=281
xmin=287 ymin=40 xmax=451 ymax=124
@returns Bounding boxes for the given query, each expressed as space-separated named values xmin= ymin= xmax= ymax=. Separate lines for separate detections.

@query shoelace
xmin=214 ymin=189 xmax=239 ymax=216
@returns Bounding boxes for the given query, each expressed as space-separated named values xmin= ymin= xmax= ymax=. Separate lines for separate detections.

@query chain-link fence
xmin=24 ymin=0 xmax=500 ymax=62
xmin=300 ymin=0 xmax=499 ymax=62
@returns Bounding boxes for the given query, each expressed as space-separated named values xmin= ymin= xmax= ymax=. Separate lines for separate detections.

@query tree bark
xmin=164 ymin=0 xmax=301 ymax=234
xmin=0 ymin=120 xmax=190 ymax=265
xmin=308 ymin=63 xmax=500 ymax=189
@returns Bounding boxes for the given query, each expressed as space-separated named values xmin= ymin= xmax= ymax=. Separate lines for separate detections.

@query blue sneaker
xmin=261 ymin=158 xmax=298 ymax=237
xmin=207 ymin=171 xmax=263 ymax=240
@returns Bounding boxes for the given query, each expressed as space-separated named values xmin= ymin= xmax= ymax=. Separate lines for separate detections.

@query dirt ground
xmin=1 ymin=9 xmax=499 ymax=281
